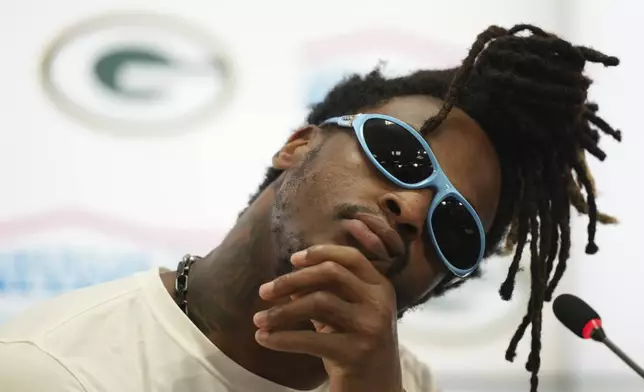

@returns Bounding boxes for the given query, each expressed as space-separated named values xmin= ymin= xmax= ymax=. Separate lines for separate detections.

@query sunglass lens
xmin=431 ymin=196 xmax=481 ymax=271
xmin=362 ymin=118 xmax=433 ymax=184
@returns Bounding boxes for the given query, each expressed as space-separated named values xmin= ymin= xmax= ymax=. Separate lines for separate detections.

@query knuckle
xmin=358 ymin=316 xmax=385 ymax=337
xmin=271 ymin=274 xmax=290 ymax=291
xmin=310 ymin=292 xmax=337 ymax=318
xmin=320 ymin=261 xmax=343 ymax=276
xmin=266 ymin=306 xmax=283 ymax=324
xmin=307 ymin=244 xmax=325 ymax=258
xmin=310 ymin=291 xmax=331 ymax=310
xmin=351 ymin=338 xmax=375 ymax=360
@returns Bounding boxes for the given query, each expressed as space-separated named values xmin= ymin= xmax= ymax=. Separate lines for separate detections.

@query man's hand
xmin=253 ymin=245 xmax=403 ymax=392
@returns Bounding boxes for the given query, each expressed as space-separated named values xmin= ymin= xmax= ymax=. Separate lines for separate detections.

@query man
xmin=0 ymin=24 xmax=621 ymax=392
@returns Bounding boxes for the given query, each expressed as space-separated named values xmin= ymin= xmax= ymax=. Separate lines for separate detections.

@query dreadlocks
xmin=246 ymin=24 xmax=621 ymax=391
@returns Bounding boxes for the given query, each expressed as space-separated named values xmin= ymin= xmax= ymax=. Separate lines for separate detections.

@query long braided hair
xmin=416 ymin=25 xmax=620 ymax=391
xmin=247 ymin=24 xmax=621 ymax=391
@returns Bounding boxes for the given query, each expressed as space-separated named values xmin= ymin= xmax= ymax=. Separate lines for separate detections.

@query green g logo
xmin=41 ymin=13 xmax=235 ymax=136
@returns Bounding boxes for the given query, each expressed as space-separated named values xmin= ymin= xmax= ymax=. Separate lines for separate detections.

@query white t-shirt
xmin=0 ymin=268 xmax=437 ymax=392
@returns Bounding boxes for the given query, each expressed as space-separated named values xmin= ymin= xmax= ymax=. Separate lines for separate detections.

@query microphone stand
xmin=602 ymin=337 xmax=644 ymax=379
xmin=592 ymin=329 xmax=644 ymax=380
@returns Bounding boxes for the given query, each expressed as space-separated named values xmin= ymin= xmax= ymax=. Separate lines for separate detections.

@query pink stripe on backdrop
xmin=302 ymin=28 xmax=465 ymax=66
xmin=0 ymin=207 xmax=224 ymax=250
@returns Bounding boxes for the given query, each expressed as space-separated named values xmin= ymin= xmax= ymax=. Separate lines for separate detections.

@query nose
xmin=378 ymin=190 xmax=431 ymax=240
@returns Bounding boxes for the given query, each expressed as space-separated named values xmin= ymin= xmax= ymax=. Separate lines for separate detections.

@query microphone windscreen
xmin=553 ymin=294 xmax=601 ymax=338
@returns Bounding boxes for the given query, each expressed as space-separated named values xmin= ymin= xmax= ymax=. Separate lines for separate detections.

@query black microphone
xmin=553 ymin=293 xmax=644 ymax=380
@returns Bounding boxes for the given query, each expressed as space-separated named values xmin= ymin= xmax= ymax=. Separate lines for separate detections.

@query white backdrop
xmin=1 ymin=1 xmax=642 ymax=391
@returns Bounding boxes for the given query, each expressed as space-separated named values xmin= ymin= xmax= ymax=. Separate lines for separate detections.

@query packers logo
xmin=41 ymin=13 xmax=235 ymax=136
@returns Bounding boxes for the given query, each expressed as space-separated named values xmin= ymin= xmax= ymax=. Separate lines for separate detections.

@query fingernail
xmin=290 ymin=250 xmax=307 ymax=264
xmin=259 ymin=281 xmax=274 ymax=298
xmin=255 ymin=329 xmax=269 ymax=342
xmin=253 ymin=310 xmax=268 ymax=327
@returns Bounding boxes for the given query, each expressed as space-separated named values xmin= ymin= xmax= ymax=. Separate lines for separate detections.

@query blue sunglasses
xmin=321 ymin=113 xmax=485 ymax=278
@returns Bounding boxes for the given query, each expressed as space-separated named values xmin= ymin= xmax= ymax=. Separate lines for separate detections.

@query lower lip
xmin=342 ymin=219 xmax=390 ymax=260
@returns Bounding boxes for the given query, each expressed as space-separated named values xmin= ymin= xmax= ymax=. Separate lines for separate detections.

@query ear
xmin=272 ymin=125 xmax=319 ymax=170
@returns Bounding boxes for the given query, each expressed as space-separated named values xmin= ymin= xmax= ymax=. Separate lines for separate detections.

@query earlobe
xmin=272 ymin=150 xmax=296 ymax=170
xmin=272 ymin=125 xmax=319 ymax=170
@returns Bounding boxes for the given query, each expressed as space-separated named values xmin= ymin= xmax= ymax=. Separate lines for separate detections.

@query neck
xmin=163 ymin=186 xmax=326 ymax=390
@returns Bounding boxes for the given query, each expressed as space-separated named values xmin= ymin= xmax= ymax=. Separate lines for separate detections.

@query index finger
xmin=291 ymin=245 xmax=385 ymax=285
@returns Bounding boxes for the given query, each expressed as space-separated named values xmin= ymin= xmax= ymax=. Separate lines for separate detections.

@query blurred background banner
xmin=1 ymin=1 xmax=642 ymax=391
